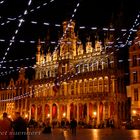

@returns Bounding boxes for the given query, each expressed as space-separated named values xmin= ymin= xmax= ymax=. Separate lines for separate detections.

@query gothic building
xmin=0 ymin=68 xmax=30 ymax=119
xmin=127 ymin=28 xmax=140 ymax=120
xmin=30 ymin=21 xmax=128 ymax=127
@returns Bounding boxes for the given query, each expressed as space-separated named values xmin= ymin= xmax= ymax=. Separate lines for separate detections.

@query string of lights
xmin=1 ymin=19 xmax=135 ymax=32
xmin=0 ymin=32 xmax=139 ymax=77
xmin=1 ymin=0 xmax=33 ymax=65
xmin=0 ymin=0 xmax=5 ymax=5
xmin=0 ymin=56 xmax=35 ymax=64
xmin=125 ymin=11 xmax=140 ymax=46
xmin=0 ymin=83 xmax=54 ymax=102
xmin=0 ymin=0 xmax=55 ymax=26
xmin=54 ymin=1 xmax=80 ymax=53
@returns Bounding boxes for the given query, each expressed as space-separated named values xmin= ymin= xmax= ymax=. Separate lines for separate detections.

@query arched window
xmin=93 ymin=78 xmax=98 ymax=92
xmin=89 ymin=80 xmax=93 ymax=93
xmin=71 ymin=82 xmax=74 ymax=95
xmin=104 ymin=77 xmax=109 ymax=92
xmin=98 ymin=78 xmax=103 ymax=92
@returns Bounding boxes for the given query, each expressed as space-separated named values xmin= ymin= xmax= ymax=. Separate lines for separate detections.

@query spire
xmin=36 ymin=38 xmax=41 ymax=64
xmin=95 ymin=33 xmax=99 ymax=41
xmin=37 ymin=38 xmax=41 ymax=53
xmin=86 ymin=36 xmax=90 ymax=42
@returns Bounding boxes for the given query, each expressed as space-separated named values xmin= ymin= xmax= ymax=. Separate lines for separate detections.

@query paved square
xmin=29 ymin=128 xmax=140 ymax=140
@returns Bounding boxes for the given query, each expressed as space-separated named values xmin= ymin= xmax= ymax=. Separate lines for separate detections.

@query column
xmin=108 ymin=102 xmax=110 ymax=118
xmin=42 ymin=103 xmax=45 ymax=122
xmin=35 ymin=104 xmax=37 ymax=121
xmin=67 ymin=103 xmax=70 ymax=121
xmin=87 ymin=102 xmax=89 ymax=123
xmin=97 ymin=102 xmax=100 ymax=125
xmin=77 ymin=103 xmax=79 ymax=123
xmin=103 ymin=102 xmax=105 ymax=121
xmin=50 ymin=104 xmax=52 ymax=123
xmin=29 ymin=102 xmax=32 ymax=120
xmin=21 ymin=99 xmax=23 ymax=116
xmin=57 ymin=104 xmax=60 ymax=122
xmin=64 ymin=83 xmax=67 ymax=96
xmin=78 ymin=81 xmax=80 ymax=95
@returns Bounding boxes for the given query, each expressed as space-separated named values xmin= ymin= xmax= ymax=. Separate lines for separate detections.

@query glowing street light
xmin=25 ymin=114 xmax=28 ymax=118
xmin=47 ymin=114 xmax=50 ymax=118
xmin=63 ymin=112 xmax=66 ymax=118
xmin=93 ymin=111 xmax=97 ymax=117
xmin=133 ymin=110 xmax=136 ymax=115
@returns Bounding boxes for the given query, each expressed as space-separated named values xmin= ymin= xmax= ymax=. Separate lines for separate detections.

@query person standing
xmin=13 ymin=112 xmax=27 ymax=140
xmin=70 ymin=118 xmax=77 ymax=136
xmin=0 ymin=112 xmax=12 ymax=140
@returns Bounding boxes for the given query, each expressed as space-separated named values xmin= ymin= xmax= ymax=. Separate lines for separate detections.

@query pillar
xmin=42 ymin=103 xmax=45 ymax=122
xmin=50 ymin=104 xmax=52 ymax=123
xmin=67 ymin=103 xmax=70 ymax=121
xmin=87 ymin=102 xmax=89 ymax=123
xmin=35 ymin=104 xmax=37 ymax=121
xmin=57 ymin=104 xmax=60 ymax=122
xmin=77 ymin=103 xmax=79 ymax=123
xmin=103 ymin=102 xmax=105 ymax=121
xmin=97 ymin=102 xmax=100 ymax=125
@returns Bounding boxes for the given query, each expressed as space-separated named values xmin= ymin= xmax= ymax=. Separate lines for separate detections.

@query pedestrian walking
xmin=13 ymin=112 xmax=27 ymax=140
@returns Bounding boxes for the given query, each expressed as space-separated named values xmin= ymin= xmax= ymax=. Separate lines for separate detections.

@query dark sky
xmin=0 ymin=0 xmax=139 ymax=81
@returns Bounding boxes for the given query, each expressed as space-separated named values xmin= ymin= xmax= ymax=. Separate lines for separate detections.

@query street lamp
xmin=25 ymin=114 xmax=28 ymax=118
xmin=47 ymin=114 xmax=50 ymax=118
xmin=133 ymin=110 xmax=136 ymax=115
xmin=93 ymin=111 xmax=97 ymax=117
xmin=63 ymin=112 xmax=66 ymax=118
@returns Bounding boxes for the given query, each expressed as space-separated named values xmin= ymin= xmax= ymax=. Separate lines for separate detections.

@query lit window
xmin=133 ymin=71 xmax=138 ymax=83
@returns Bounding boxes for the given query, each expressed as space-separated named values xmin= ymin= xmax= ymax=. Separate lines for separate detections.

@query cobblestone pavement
xmin=28 ymin=128 xmax=140 ymax=140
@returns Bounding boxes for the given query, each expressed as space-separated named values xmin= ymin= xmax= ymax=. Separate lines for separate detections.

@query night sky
xmin=0 ymin=0 xmax=139 ymax=82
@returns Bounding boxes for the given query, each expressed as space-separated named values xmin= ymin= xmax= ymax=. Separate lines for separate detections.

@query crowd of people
xmin=0 ymin=112 xmax=27 ymax=140
xmin=0 ymin=111 xmax=116 ymax=140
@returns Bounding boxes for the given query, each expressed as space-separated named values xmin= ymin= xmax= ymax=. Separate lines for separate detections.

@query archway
xmin=99 ymin=102 xmax=103 ymax=121
xmin=70 ymin=103 xmax=74 ymax=120
xmin=31 ymin=104 xmax=35 ymax=119
xmin=61 ymin=104 xmax=67 ymax=118
xmin=37 ymin=105 xmax=42 ymax=121
xmin=52 ymin=103 xmax=57 ymax=120
xmin=45 ymin=104 xmax=50 ymax=118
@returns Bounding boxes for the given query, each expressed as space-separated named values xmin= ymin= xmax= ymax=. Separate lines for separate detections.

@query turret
xmin=36 ymin=38 xmax=41 ymax=65
xmin=77 ymin=42 xmax=84 ymax=55
xmin=104 ymin=23 xmax=114 ymax=46
xmin=60 ymin=21 xmax=77 ymax=58
xmin=62 ymin=21 xmax=76 ymax=39
xmin=86 ymin=37 xmax=93 ymax=53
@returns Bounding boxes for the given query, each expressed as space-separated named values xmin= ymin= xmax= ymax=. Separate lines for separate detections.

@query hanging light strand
xmin=0 ymin=0 xmax=55 ymax=26
xmin=1 ymin=0 xmax=34 ymax=65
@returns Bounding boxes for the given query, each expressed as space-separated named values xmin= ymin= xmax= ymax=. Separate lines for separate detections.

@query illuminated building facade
xmin=0 ymin=68 xmax=30 ymax=119
xmin=30 ymin=21 xmax=128 ymax=127
xmin=127 ymin=28 xmax=140 ymax=119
